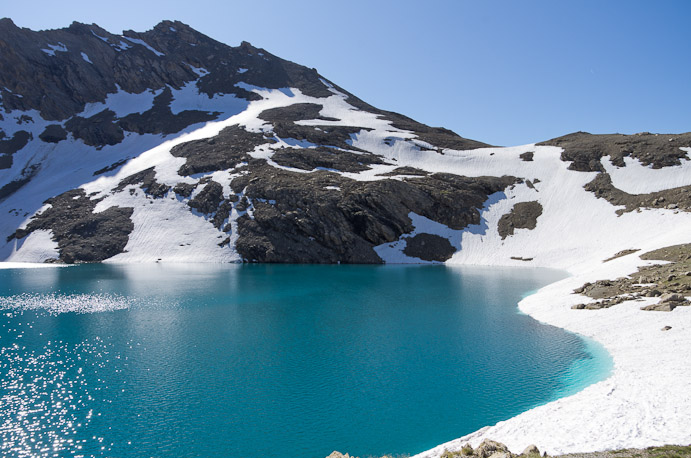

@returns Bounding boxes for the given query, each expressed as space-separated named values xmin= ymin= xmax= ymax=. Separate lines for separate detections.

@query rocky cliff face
xmin=1 ymin=19 xmax=690 ymax=265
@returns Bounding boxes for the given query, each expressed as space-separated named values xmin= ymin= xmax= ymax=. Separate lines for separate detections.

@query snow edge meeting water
xmin=417 ymin=225 xmax=691 ymax=456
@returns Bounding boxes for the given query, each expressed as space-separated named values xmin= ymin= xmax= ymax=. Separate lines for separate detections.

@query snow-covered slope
xmin=4 ymin=78 xmax=689 ymax=267
xmin=2 ymin=19 xmax=688 ymax=269
xmin=1 ymin=19 xmax=691 ymax=456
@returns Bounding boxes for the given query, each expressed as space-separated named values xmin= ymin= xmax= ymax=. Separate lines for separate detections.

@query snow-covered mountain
xmin=1 ymin=18 xmax=690 ymax=267
xmin=3 ymin=19 xmax=691 ymax=457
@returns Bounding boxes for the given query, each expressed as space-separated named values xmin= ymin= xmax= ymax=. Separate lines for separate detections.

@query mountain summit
xmin=0 ymin=20 xmax=689 ymax=265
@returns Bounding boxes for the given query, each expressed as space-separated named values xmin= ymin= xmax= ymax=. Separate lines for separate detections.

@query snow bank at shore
xmin=415 ymin=226 xmax=691 ymax=456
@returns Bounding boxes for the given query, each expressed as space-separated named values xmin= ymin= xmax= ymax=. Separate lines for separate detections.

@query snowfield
xmin=1 ymin=80 xmax=690 ymax=455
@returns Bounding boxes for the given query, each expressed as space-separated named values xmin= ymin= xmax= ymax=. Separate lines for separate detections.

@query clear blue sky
xmin=4 ymin=0 xmax=690 ymax=146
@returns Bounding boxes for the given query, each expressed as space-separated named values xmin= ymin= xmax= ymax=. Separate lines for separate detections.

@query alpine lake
xmin=0 ymin=263 xmax=611 ymax=458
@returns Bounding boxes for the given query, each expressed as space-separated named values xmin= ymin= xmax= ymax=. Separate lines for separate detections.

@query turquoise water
xmin=0 ymin=264 xmax=611 ymax=458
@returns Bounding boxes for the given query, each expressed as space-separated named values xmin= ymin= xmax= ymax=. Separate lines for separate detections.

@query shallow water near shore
xmin=0 ymin=263 xmax=611 ymax=458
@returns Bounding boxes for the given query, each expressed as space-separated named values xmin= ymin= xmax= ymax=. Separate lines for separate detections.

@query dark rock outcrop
xmin=497 ymin=201 xmax=543 ymax=239
xmin=0 ymin=163 xmax=38 ymax=200
xmin=12 ymin=189 xmax=133 ymax=263
xmin=403 ymin=233 xmax=456 ymax=262
xmin=378 ymin=166 xmax=429 ymax=177
xmin=117 ymin=87 xmax=218 ymax=135
xmin=0 ymin=130 xmax=31 ymax=169
xmin=115 ymin=167 xmax=170 ymax=198
xmin=272 ymin=146 xmax=387 ymax=172
xmin=172 ymin=182 xmax=197 ymax=198
xmin=258 ymin=103 xmax=337 ymax=123
xmin=188 ymin=180 xmax=224 ymax=214
xmin=64 ymin=109 xmax=124 ymax=147
xmin=38 ymin=124 xmax=68 ymax=143
xmin=572 ymin=243 xmax=691 ymax=311
xmin=270 ymin=122 xmax=365 ymax=151
xmin=93 ymin=158 xmax=128 ymax=176
xmin=170 ymin=124 xmax=272 ymax=176
xmin=519 ymin=151 xmax=534 ymax=161
xmin=234 ymin=161 xmax=514 ymax=263
xmin=539 ymin=131 xmax=691 ymax=171
xmin=583 ymin=173 xmax=691 ymax=214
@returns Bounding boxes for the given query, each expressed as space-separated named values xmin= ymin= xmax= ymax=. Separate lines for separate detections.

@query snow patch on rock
xmin=123 ymin=36 xmax=165 ymax=56
xmin=79 ymin=86 xmax=162 ymax=118
xmin=40 ymin=42 xmax=68 ymax=56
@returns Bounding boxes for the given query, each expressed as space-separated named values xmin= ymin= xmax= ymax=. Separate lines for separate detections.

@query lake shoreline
xmin=416 ymin=230 xmax=691 ymax=456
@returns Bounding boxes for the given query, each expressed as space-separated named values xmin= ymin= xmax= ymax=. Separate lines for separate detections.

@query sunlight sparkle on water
xmin=0 ymin=309 xmax=129 ymax=457
xmin=0 ymin=293 xmax=133 ymax=315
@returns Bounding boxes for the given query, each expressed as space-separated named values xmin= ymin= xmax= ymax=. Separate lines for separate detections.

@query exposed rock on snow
xmin=11 ymin=189 xmax=133 ymax=263
xmin=570 ymin=244 xmax=691 ymax=311
xmin=539 ymin=131 xmax=691 ymax=171
xmin=169 ymin=124 xmax=271 ymax=176
xmin=38 ymin=124 xmax=68 ymax=143
xmin=497 ymin=201 xmax=543 ymax=239
xmin=519 ymin=151 xmax=534 ymax=162
xmin=402 ymin=233 xmax=456 ymax=262
xmin=0 ymin=130 xmax=31 ymax=169
xmin=584 ymin=173 xmax=691 ymax=214
xmin=271 ymin=146 xmax=387 ymax=173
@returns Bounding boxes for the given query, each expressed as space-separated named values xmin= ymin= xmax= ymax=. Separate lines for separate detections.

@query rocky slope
xmin=571 ymin=243 xmax=691 ymax=311
xmin=1 ymin=18 xmax=690 ymax=269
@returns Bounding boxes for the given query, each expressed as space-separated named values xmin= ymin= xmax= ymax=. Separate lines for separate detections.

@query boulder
xmin=476 ymin=439 xmax=510 ymax=458
xmin=488 ymin=452 xmax=513 ymax=458
xmin=660 ymin=293 xmax=685 ymax=303
xmin=521 ymin=445 xmax=540 ymax=456
xmin=641 ymin=302 xmax=676 ymax=312
xmin=326 ymin=452 xmax=352 ymax=458
xmin=585 ymin=302 xmax=605 ymax=310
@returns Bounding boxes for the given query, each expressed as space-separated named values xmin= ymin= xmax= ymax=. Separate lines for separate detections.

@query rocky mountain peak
xmin=0 ymin=17 xmax=17 ymax=30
